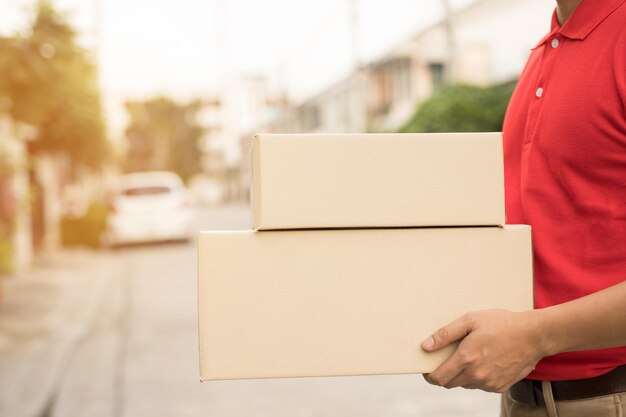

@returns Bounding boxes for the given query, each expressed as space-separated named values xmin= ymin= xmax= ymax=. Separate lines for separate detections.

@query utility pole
xmin=93 ymin=0 xmax=103 ymax=87
xmin=215 ymin=0 xmax=231 ymax=90
xmin=349 ymin=0 xmax=361 ymax=70
xmin=441 ymin=0 xmax=456 ymax=84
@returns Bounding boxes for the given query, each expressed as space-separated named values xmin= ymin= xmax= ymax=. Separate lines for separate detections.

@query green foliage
xmin=0 ymin=1 xmax=110 ymax=169
xmin=0 ymin=150 xmax=14 ymax=178
xmin=61 ymin=202 xmax=108 ymax=248
xmin=0 ymin=221 xmax=12 ymax=277
xmin=0 ymin=239 xmax=12 ymax=277
xmin=125 ymin=97 xmax=204 ymax=182
xmin=400 ymin=81 xmax=517 ymax=133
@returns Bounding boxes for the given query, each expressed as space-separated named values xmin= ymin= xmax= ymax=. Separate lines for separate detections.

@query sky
xmin=0 ymin=0 xmax=477 ymax=135
xmin=0 ymin=0 xmax=478 ymax=97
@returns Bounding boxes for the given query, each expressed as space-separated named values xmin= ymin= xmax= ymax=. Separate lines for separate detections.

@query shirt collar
xmin=533 ymin=0 xmax=626 ymax=49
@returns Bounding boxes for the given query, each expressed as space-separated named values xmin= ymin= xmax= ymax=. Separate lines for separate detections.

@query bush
xmin=0 ymin=237 xmax=12 ymax=277
xmin=61 ymin=202 xmax=108 ymax=248
xmin=400 ymin=81 xmax=517 ymax=133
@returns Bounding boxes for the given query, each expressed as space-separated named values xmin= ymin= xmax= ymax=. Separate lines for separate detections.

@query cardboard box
xmin=251 ymin=133 xmax=505 ymax=230
xmin=198 ymin=225 xmax=532 ymax=380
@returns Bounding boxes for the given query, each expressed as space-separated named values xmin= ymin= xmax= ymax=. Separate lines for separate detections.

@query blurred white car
xmin=104 ymin=171 xmax=193 ymax=246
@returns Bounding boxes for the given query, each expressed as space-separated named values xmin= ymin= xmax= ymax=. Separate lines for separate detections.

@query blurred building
xmin=235 ymin=0 xmax=554 ymax=196
xmin=0 ymin=114 xmax=109 ymax=274
xmin=197 ymin=76 xmax=289 ymax=202
xmin=0 ymin=117 xmax=34 ymax=274
xmin=272 ymin=0 xmax=553 ymax=134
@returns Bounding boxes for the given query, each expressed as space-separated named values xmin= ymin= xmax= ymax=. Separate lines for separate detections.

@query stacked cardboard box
xmin=198 ymin=133 xmax=533 ymax=381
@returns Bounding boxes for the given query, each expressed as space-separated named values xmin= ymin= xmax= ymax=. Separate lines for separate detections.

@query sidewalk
xmin=0 ymin=250 xmax=111 ymax=417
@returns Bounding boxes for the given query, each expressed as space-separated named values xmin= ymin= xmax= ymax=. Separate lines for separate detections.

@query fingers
xmin=442 ymin=371 xmax=472 ymax=389
xmin=421 ymin=314 xmax=476 ymax=388
xmin=422 ymin=313 xmax=475 ymax=352
xmin=427 ymin=359 xmax=511 ymax=393
xmin=423 ymin=351 xmax=464 ymax=388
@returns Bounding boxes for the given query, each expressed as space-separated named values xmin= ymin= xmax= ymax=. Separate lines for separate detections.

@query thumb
xmin=421 ymin=314 xmax=473 ymax=352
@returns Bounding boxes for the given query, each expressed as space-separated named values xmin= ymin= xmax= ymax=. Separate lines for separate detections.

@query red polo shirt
xmin=503 ymin=0 xmax=626 ymax=381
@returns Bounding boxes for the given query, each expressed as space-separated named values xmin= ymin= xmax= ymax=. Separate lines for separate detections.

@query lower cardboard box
xmin=198 ymin=225 xmax=533 ymax=381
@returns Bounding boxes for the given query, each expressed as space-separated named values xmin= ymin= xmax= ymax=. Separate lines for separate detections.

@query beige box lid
xmin=198 ymin=225 xmax=532 ymax=380
xmin=252 ymin=133 xmax=505 ymax=230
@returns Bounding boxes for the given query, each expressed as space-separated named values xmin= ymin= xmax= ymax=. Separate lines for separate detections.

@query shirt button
xmin=551 ymin=38 xmax=560 ymax=48
xmin=536 ymin=87 xmax=544 ymax=98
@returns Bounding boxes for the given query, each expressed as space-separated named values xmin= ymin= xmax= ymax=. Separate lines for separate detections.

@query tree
xmin=124 ymin=97 xmax=204 ymax=182
xmin=400 ymin=81 xmax=517 ymax=133
xmin=0 ymin=1 xmax=110 ymax=169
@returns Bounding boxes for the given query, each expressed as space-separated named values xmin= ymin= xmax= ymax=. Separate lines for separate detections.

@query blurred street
xmin=0 ymin=204 xmax=500 ymax=417
xmin=0 ymin=0 xmax=556 ymax=415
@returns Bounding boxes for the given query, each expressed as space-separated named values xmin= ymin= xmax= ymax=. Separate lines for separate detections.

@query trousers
xmin=500 ymin=381 xmax=626 ymax=417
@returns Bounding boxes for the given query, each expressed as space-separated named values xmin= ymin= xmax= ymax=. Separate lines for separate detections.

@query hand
xmin=421 ymin=309 xmax=545 ymax=393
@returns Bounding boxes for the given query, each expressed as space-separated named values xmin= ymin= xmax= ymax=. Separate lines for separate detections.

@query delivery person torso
xmin=502 ymin=0 xmax=626 ymax=381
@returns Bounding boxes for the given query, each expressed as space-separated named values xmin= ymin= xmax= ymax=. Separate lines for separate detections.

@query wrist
xmin=524 ymin=307 xmax=563 ymax=359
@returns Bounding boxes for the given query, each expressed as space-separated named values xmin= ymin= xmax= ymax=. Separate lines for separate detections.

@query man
xmin=420 ymin=0 xmax=626 ymax=415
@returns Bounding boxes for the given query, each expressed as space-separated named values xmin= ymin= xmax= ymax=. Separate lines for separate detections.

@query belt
xmin=509 ymin=365 xmax=626 ymax=407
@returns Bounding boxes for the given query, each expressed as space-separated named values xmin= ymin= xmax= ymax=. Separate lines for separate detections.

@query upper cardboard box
xmin=252 ymin=133 xmax=505 ymax=230
xmin=198 ymin=225 xmax=533 ymax=381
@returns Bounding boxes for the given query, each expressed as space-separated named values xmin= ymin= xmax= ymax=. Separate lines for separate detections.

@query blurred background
xmin=0 ymin=0 xmax=553 ymax=416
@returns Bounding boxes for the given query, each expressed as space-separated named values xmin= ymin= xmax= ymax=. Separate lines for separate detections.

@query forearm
xmin=533 ymin=280 xmax=626 ymax=357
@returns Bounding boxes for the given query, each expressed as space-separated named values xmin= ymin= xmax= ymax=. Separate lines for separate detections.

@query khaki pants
xmin=501 ymin=382 xmax=626 ymax=417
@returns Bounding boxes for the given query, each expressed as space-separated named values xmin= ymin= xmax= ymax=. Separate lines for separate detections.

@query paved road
xmin=2 ymin=205 xmax=501 ymax=417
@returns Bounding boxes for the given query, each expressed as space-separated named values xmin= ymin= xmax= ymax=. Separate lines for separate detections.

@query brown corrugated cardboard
xmin=198 ymin=225 xmax=532 ymax=381
xmin=251 ymin=133 xmax=505 ymax=230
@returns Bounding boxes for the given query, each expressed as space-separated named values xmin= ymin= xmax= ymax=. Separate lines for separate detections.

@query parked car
xmin=103 ymin=171 xmax=193 ymax=246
